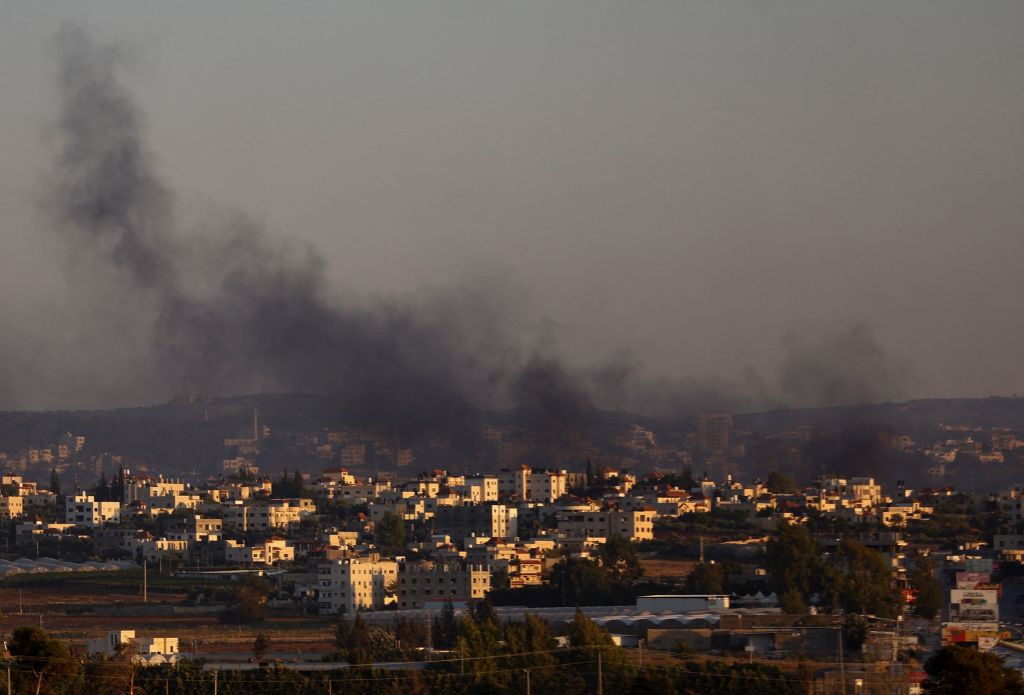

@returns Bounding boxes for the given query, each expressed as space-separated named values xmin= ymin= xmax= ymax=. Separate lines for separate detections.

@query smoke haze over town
xmin=1 ymin=2 xmax=1022 ymax=416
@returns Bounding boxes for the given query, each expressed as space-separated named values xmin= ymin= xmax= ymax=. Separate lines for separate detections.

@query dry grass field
xmin=639 ymin=557 xmax=696 ymax=583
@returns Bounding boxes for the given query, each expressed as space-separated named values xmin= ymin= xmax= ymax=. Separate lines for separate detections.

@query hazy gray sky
xmin=1 ymin=1 xmax=1023 ymax=411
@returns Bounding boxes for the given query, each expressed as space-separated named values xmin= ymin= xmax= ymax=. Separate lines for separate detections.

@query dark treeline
xmin=3 ymin=617 xmax=799 ymax=695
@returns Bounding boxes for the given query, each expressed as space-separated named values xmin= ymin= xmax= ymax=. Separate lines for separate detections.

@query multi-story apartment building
xmin=396 ymin=560 xmax=491 ymax=610
xmin=697 ymin=413 xmax=733 ymax=453
xmin=0 ymin=495 xmax=24 ymax=519
xmin=167 ymin=515 xmax=222 ymax=542
xmin=369 ymin=496 xmax=430 ymax=524
xmin=498 ymin=466 xmax=569 ymax=502
xmin=498 ymin=466 xmax=530 ymax=499
xmin=321 ymin=468 xmax=357 ymax=485
xmin=143 ymin=493 xmax=204 ymax=517
xmin=221 ymin=498 xmax=316 ymax=531
xmin=340 ymin=445 xmax=367 ymax=468
xmin=316 ymin=479 xmax=391 ymax=502
xmin=65 ymin=493 xmax=121 ymax=528
xmin=224 ymin=538 xmax=294 ymax=566
xmin=138 ymin=538 xmax=190 ymax=563
xmin=124 ymin=477 xmax=187 ymax=505
xmin=433 ymin=503 xmax=518 ymax=542
xmin=462 ymin=477 xmax=499 ymax=502
xmin=318 ymin=555 xmax=399 ymax=614
xmin=467 ymin=542 xmax=544 ymax=588
xmin=557 ymin=508 xmax=655 ymax=542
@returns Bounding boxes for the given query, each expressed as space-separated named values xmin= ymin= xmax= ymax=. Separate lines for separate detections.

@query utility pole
xmin=597 ymin=652 xmax=603 ymax=695
xmin=213 ymin=671 xmax=218 ymax=695
xmin=838 ymin=627 xmax=846 ymax=695
xmin=699 ymin=536 xmax=705 ymax=563
xmin=143 ymin=560 xmax=148 ymax=603
xmin=523 ymin=668 xmax=531 ymax=695
xmin=425 ymin=610 xmax=432 ymax=655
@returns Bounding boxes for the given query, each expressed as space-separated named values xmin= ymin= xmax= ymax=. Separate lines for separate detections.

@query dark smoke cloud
xmin=510 ymin=356 xmax=595 ymax=428
xmin=52 ymin=24 xmax=175 ymax=289
xmin=776 ymin=323 xmax=915 ymax=407
xmin=585 ymin=324 xmax=914 ymax=415
xmin=47 ymin=23 xmax=579 ymax=437
xmin=38 ymin=24 xmax=916 ymax=428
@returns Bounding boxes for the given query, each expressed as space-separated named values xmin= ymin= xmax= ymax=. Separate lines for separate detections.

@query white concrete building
xmin=65 ymin=493 xmax=121 ymax=528
xmin=86 ymin=630 xmax=179 ymax=665
xmin=318 ymin=555 xmax=399 ymax=614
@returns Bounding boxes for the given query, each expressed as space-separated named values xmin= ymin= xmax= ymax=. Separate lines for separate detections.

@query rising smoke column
xmin=47 ymin=23 xmax=607 ymax=438
xmin=45 ymin=23 xmax=915 ymax=427
xmin=48 ymin=23 xmax=484 ymax=435
xmin=52 ymin=23 xmax=176 ymax=290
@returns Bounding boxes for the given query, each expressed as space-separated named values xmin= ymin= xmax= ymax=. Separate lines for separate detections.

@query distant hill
xmin=736 ymin=397 xmax=1024 ymax=439
xmin=1 ymin=394 xmax=1022 ymax=484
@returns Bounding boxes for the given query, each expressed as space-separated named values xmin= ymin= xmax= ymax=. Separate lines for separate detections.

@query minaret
xmin=253 ymin=408 xmax=259 ymax=440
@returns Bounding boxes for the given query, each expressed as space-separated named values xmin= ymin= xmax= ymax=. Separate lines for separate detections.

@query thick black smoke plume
xmin=43 ymin=24 xmax=914 ymax=429
xmin=48 ymin=23 xmax=597 ymax=438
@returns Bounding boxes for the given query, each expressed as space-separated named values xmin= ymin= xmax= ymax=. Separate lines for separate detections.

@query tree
xmin=631 ymin=672 xmax=678 ymax=695
xmin=765 ymin=521 xmax=822 ymax=613
xmin=551 ymin=557 xmax=612 ymax=605
xmin=504 ymin=613 xmax=557 ymax=668
xmin=375 ymin=512 xmax=406 ymax=551
xmin=7 ymin=627 xmax=79 ymax=695
xmin=393 ymin=615 xmax=427 ymax=652
xmin=684 ymin=562 xmax=725 ymax=594
xmin=110 ymin=465 xmax=126 ymax=504
xmin=336 ymin=613 xmax=373 ymax=664
xmin=490 ymin=568 xmax=511 ymax=591
xmin=765 ymin=471 xmax=798 ymax=494
xmin=924 ymin=646 xmax=1024 ymax=695
xmin=49 ymin=467 xmax=62 ymax=498
xmin=778 ymin=587 xmax=808 ymax=615
xmin=823 ymin=540 xmax=901 ymax=618
xmin=91 ymin=472 xmax=110 ymax=501
xmin=432 ymin=600 xmax=459 ymax=650
xmin=252 ymin=632 xmax=271 ymax=662
xmin=598 ymin=533 xmax=643 ymax=584
xmin=567 ymin=607 xmax=614 ymax=648
xmin=222 ymin=576 xmax=272 ymax=623
xmin=910 ymin=554 xmax=942 ymax=621
xmin=84 ymin=639 xmax=140 ymax=695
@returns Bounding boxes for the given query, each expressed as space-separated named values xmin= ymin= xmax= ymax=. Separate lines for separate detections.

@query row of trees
xmin=5 ymin=622 xmax=1021 ymax=694
xmin=765 ymin=521 xmax=941 ymax=619
xmin=1 ymin=616 xmax=796 ymax=695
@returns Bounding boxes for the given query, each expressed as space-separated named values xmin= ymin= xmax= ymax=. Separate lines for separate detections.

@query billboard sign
xmin=941 ymin=621 xmax=1004 ymax=646
xmin=949 ymin=589 xmax=999 ymax=623
xmin=955 ymin=571 xmax=990 ymax=589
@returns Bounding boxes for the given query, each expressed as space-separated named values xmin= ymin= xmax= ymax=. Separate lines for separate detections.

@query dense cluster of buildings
xmin=5 ymin=410 xmax=1024 ymax=688
xmin=0 ymin=459 xmax=984 ymax=623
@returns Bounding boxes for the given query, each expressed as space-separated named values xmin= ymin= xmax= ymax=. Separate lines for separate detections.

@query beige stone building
xmin=396 ymin=560 xmax=491 ymax=609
